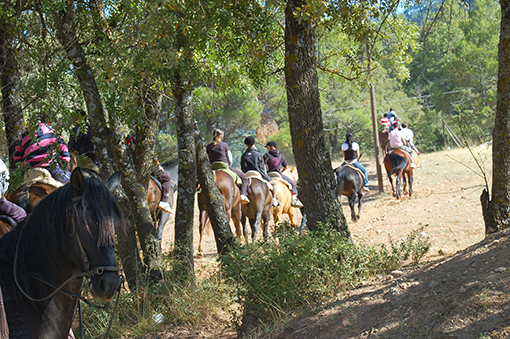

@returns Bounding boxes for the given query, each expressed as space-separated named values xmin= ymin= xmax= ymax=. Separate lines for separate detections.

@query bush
xmin=220 ymin=224 xmax=430 ymax=330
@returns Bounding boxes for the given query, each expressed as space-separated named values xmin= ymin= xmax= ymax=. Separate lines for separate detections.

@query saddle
xmin=23 ymin=168 xmax=63 ymax=189
xmin=268 ymin=172 xmax=294 ymax=191
xmin=245 ymin=170 xmax=273 ymax=191
xmin=211 ymin=162 xmax=242 ymax=186
xmin=342 ymin=163 xmax=365 ymax=180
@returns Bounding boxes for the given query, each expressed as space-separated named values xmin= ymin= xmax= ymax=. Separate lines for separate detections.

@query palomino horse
xmin=335 ymin=164 xmax=364 ymax=221
xmin=197 ymin=170 xmax=242 ymax=258
xmin=269 ymin=173 xmax=296 ymax=235
xmin=241 ymin=172 xmax=272 ymax=242
xmin=0 ymin=168 xmax=123 ymax=339
xmin=383 ymin=149 xmax=415 ymax=199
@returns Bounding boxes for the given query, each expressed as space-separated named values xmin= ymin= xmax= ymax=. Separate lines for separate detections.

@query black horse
xmin=0 ymin=168 xmax=123 ymax=338
xmin=335 ymin=164 xmax=364 ymax=222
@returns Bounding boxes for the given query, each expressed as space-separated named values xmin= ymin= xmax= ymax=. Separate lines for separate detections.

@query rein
xmin=12 ymin=199 xmax=123 ymax=339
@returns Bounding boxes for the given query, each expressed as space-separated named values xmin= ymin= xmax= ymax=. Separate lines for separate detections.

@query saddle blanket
xmin=343 ymin=163 xmax=365 ymax=180
xmin=268 ymin=172 xmax=294 ymax=191
xmin=245 ymin=171 xmax=273 ymax=191
xmin=23 ymin=167 xmax=63 ymax=188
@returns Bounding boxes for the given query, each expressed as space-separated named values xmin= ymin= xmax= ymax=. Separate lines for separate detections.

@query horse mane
xmin=0 ymin=170 xmax=122 ymax=280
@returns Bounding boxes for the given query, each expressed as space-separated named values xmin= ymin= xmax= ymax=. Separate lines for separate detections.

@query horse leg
xmin=409 ymin=171 xmax=414 ymax=197
xmin=357 ymin=192 xmax=363 ymax=220
xmin=349 ymin=194 xmax=357 ymax=221
xmin=388 ymin=174 xmax=395 ymax=197
xmin=241 ymin=215 xmax=250 ymax=243
xmin=251 ymin=211 xmax=263 ymax=242
xmin=403 ymin=172 xmax=408 ymax=195
xmin=396 ymin=173 xmax=402 ymax=199
xmin=197 ymin=210 xmax=208 ymax=258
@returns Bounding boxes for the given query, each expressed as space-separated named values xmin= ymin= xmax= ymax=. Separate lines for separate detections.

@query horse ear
xmin=106 ymin=171 xmax=122 ymax=193
xmin=70 ymin=167 xmax=86 ymax=196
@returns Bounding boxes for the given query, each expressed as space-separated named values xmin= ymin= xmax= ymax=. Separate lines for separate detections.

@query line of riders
xmin=0 ymin=107 xmax=417 ymax=227
xmin=340 ymin=108 xmax=420 ymax=191
xmin=0 ymin=112 xmax=304 ymax=230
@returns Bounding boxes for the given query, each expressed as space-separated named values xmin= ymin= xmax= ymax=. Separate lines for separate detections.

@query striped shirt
xmin=13 ymin=123 xmax=70 ymax=168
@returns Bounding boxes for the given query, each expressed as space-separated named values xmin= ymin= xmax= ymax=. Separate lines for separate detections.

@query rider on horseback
xmin=68 ymin=110 xmax=99 ymax=174
xmin=341 ymin=133 xmax=370 ymax=192
xmin=0 ymin=159 xmax=26 ymax=223
xmin=401 ymin=122 xmax=419 ymax=155
xmin=241 ymin=136 xmax=279 ymax=207
xmin=389 ymin=121 xmax=417 ymax=168
xmin=263 ymin=141 xmax=303 ymax=207
xmin=13 ymin=114 xmax=71 ymax=184
xmin=206 ymin=129 xmax=250 ymax=204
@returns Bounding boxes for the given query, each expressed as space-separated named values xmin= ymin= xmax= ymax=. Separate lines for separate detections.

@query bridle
xmin=12 ymin=200 xmax=123 ymax=339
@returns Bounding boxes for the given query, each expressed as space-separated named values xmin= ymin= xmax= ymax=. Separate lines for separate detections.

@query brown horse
xmin=241 ymin=176 xmax=272 ymax=242
xmin=379 ymin=129 xmax=390 ymax=154
xmin=270 ymin=176 xmax=296 ymax=236
xmin=383 ymin=149 xmax=414 ymax=199
xmin=7 ymin=182 xmax=57 ymax=214
xmin=197 ymin=170 xmax=242 ymax=258
xmin=335 ymin=164 xmax=364 ymax=221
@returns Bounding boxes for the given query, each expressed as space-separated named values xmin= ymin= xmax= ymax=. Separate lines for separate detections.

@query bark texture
xmin=483 ymin=0 xmax=510 ymax=235
xmin=284 ymin=0 xmax=349 ymax=236
xmin=195 ymin=126 xmax=237 ymax=255
xmin=54 ymin=1 xmax=159 ymax=287
xmin=0 ymin=17 xmax=24 ymax=168
xmin=173 ymin=72 xmax=196 ymax=280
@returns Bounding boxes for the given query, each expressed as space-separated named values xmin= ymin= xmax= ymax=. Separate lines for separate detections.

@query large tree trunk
xmin=195 ymin=125 xmax=237 ymax=255
xmin=483 ymin=0 xmax=510 ymax=235
xmin=284 ymin=0 xmax=349 ymax=237
xmin=0 ymin=18 xmax=24 ymax=169
xmin=53 ymin=1 xmax=157 ymax=287
xmin=173 ymin=72 xmax=196 ymax=281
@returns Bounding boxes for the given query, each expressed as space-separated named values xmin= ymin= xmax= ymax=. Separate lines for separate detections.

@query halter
xmin=12 ymin=197 xmax=123 ymax=339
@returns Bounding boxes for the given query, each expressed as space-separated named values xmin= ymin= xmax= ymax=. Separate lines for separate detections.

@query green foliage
xmin=221 ymin=224 xmax=430 ymax=327
xmin=80 ymin=265 xmax=235 ymax=338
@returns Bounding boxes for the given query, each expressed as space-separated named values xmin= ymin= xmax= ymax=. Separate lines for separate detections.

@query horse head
xmin=65 ymin=168 xmax=123 ymax=301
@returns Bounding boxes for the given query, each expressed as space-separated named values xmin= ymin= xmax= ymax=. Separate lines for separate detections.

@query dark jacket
xmin=263 ymin=149 xmax=288 ymax=173
xmin=68 ymin=123 xmax=96 ymax=163
xmin=241 ymin=147 xmax=272 ymax=181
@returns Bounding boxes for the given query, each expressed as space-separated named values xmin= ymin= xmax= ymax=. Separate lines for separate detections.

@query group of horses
xmin=334 ymin=129 xmax=420 ymax=224
xmin=0 ymin=137 xmax=418 ymax=337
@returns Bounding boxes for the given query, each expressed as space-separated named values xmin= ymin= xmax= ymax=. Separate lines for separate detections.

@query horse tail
xmin=335 ymin=166 xmax=346 ymax=195
xmin=389 ymin=153 xmax=407 ymax=175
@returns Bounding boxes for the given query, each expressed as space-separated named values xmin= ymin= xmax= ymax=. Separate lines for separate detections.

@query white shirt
xmin=389 ymin=129 xmax=405 ymax=148
xmin=341 ymin=142 xmax=359 ymax=163
xmin=0 ymin=159 xmax=9 ymax=195
xmin=401 ymin=128 xmax=414 ymax=142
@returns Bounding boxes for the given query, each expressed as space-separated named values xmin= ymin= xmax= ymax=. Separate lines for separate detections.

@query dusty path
xmin=152 ymin=145 xmax=496 ymax=339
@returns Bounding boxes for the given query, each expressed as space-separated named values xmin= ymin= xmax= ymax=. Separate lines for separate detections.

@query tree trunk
xmin=53 ymin=1 xmax=157 ymax=287
xmin=0 ymin=19 xmax=24 ymax=168
xmin=195 ymin=125 xmax=237 ymax=255
xmin=173 ymin=72 xmax=196 ymax=281
xmin=484 ymin=0 xmax=510 ymax=235
xmin=53 ymin=1 xmax=114 ymax=176
xmin=284 ymin=0 xmax=349 ymax=237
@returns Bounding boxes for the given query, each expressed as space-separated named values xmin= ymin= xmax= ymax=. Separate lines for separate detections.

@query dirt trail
xmin=154 ymin=145 xmax=502 ymax=339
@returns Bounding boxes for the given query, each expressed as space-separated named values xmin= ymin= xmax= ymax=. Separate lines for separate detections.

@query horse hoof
xmin=196 ymin=252 xmax=204 ymax=259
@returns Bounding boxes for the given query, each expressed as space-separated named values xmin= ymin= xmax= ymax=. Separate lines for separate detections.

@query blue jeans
xmin=49 ymin=167 xmax=71 ymax=184
xmin=344 ymin=161 xmax=369 ymax=187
